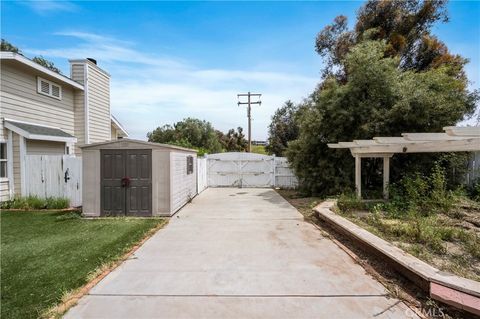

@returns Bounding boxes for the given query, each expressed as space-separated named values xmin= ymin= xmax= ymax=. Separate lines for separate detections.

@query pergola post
xmin=355 ymin=155 xmax=361 ymax=199
xmin=383 ymin=156 xmax=390 ymax=200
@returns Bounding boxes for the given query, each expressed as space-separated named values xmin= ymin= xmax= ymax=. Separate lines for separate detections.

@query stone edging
xmin=314 ymin=200 xmax=480 ymax=316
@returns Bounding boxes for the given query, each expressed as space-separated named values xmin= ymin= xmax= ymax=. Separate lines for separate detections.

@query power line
xmin=237 ymin=92 xmax=261 ymax=152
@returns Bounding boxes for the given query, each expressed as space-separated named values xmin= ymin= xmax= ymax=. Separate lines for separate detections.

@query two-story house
xmin=0 ymin=52 xmax=128 ymax=201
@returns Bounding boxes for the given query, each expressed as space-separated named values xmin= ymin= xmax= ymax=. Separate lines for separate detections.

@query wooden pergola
xmin=327 ymin=126 xmax=480 ymax=199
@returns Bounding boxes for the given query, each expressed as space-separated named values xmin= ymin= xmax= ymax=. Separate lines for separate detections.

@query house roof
xmin=4 ymin=119 xmax=77 ymax=143
xmin=80 ymin=138 xmax=197 ymax=153
xmin=111 ymin=115 xmax=129 ymax=138
xmin=0 ymin=52 xmax=84 ymax=90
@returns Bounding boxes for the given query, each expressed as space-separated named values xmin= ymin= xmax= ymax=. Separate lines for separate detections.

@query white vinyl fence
xmin=197 ymin=157 xmax=208 ymax=194
xmin=25 ymin=155 xmax=82 ymax=207
xmin=467 ymin=151 xmax=480 ymax=185
xmin=274 ymin=157 xmax=299 ymax=189
xmin=206 ymin=152 xmax=298 ymax=188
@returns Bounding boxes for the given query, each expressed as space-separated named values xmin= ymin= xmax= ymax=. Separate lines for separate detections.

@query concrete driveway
xmin=65 ymin=188 xmax=417 ymax=318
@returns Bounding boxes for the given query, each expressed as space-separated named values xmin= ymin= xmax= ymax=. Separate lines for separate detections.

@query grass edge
xmin=41 ymin=218 xmax=169 ymax=319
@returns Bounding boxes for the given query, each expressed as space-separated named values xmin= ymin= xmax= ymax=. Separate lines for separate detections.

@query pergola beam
xmin=350 ymin=138 xmax=480 ymax=154
xmin=444 ymin=126 xmax=480 ymax=137
xmin=328 ymin=126 xmax=480 ymax=200
xmin=402 ymin=133 xmax=468 ymax=141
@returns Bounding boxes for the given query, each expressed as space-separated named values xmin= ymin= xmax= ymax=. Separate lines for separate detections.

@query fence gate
xmin=25 ymin=155 xmax=82 ymax=207
xmin=206 ymin=152 xmax=297 ymax=188
xmin=197 ymin=157 xmax=208 ymax=193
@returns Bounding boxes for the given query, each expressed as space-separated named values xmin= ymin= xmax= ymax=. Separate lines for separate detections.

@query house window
xmin=37 ymin=77 xmax=62 ymax=100
xmin=0 ymin=142 xmax=7 ymax=178
xmin=186 ymin=156 xmax=194 ymax=175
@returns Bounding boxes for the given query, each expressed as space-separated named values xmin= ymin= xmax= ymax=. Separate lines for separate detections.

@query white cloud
xmin=20 ymin=1 xmax=78 ymax=14
xmin=26 ymin=31 xmax=318 ymax=140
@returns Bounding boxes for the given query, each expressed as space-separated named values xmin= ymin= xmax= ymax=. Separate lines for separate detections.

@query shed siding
xmin=86 ymin=64 xmax=111 ymax=143
xmin=26 ymin=140 xmax=66 ymax=155
xmin=0 ymin=63 xmax=76 ymax=140
xmin=152 ymin=150 xmax=170 ymax=215
xmin=170 ymin=152 xmax=197 ymax=213
xmin=82 ymin=149 xmax=101 ymax=216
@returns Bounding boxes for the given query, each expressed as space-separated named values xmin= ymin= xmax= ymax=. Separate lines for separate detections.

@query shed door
xmin=101 ymin=150 xmax=127 ymax=216
xmin=126 ymin=149 xmax=152 ymax=216
xmin=101 ymin=149 xmax=152 ymax=216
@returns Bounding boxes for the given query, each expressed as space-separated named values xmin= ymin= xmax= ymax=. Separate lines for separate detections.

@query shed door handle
xmin=121 ymin=177 xmax=131 ymax=187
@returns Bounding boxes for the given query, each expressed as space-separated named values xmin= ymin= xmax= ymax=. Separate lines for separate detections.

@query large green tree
xmin=266 ymin=100 xmax=302 ymax=156
xmin=287 ymin=0 xmax=478 ymax=196
xmin=315 ymin=0 xmax=465 ymax=80
xmin=147 ymin=118 xmax=223 ymax=154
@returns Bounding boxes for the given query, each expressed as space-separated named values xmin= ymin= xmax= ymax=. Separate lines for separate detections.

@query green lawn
xmin=1 ymin=210 xmax=164 ymax=319
xmin=250 ymin=145 xmax=268 ymax=155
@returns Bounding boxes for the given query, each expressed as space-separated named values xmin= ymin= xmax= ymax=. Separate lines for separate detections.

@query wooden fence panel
xmin=25 ymin=155 xmax=82 ymax=207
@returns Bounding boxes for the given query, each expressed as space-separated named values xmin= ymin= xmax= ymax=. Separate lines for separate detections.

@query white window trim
xmin=0 ymin=139 xmax=7 ymax=182
xmin=19 ymin=136 xmax=26 ymax=196
xmin=7 ymin=131 xmax=14 ymax=196
xmin=37 ymin=76 xmax=62 ymax=100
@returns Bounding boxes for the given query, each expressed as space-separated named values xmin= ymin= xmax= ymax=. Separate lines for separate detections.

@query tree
xmin=314 ymin=0 xmax=458 ymax=80
xmin=266 ymin=100 xmax=302 ymax=156
xmin=32 ymin=56 xmax=62 ymax=74
xmin=1 ymin=39 xmax=20 ymax=53
xmin=287 ymin=39 xmax=477 ymax=196
xmin=217 ymin=127 xmax=248 ymax=152
xmin=1 ymin=39 xmax=62 ymax=74
xmin=147 ymin=118 xmax=223 ymax=154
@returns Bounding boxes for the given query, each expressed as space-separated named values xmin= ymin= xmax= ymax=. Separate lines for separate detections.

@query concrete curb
xmin=314 ymin=200 xmax=480 ymax=316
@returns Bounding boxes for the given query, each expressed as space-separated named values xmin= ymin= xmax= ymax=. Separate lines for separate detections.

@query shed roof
xmin=80 ymin=138 xmax=197 ymax=153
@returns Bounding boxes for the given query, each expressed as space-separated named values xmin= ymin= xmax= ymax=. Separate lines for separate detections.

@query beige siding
xmin=73 ymin=90 xmax=85 ymax=155
xmin=26 ymin=140 xmax=66 ymax=155
xmin=0 ymin=63 xmax=76 ymax=140
xmin=70 ymin=64 xmax=85 ymax=84
xmin=170 ymin=151 xmax=197 ymax=213
xmin=86 ymin=64 xmax=111 ymax=143
xmin=71 ymin=63 xmax=86 ymax=155
xmin=111 ymin=125 xmax=118 ymax=140
xmin=0 ymin=180 xmax=9 ymax=201
xmin=152 ymin=150 xmax=170 ymax=215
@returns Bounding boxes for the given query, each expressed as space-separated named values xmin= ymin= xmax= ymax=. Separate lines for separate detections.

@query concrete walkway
xmin=65 ymin=188 xmax=418 ymax=318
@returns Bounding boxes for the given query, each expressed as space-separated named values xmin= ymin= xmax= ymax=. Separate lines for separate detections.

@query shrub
xmin=0 ymin=196 xmax=69 ymax=210
xmin=385 ymin=163 xmax=455 ymax=218
xmin=337 ymin=192 xmax=369 ymax=213
xmin=45 ymin=197 xmax=70 ymax=209
xmin=466 ymin=179 xmax=480 ymax=202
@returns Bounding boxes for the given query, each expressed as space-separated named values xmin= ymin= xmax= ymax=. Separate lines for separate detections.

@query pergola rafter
xmin=327 ymin=126 xmax=480 ymax=199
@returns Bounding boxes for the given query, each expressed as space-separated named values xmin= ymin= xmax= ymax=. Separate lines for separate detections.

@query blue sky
xmin=2 ymin=1 xmax=479 ymax=140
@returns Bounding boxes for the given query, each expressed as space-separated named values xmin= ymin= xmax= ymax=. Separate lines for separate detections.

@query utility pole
xmin=237 ymin=92 xmax=261 ymax=152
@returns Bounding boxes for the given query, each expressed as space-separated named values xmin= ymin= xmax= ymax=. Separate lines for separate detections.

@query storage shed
xmin=81 ymin=139 xmax=197 ymax=217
